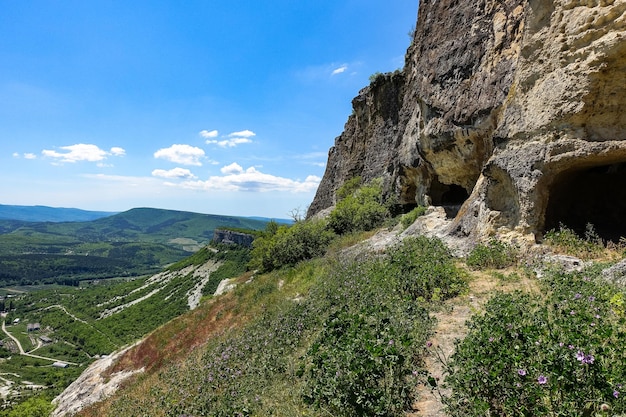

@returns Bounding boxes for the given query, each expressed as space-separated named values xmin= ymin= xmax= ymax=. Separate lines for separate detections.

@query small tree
xmin=328 ymin=178 xmax=389 ymax=235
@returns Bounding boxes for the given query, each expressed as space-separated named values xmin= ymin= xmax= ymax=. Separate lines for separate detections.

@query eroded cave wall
xmin=309 ymin=0 xmax=626 ymax=242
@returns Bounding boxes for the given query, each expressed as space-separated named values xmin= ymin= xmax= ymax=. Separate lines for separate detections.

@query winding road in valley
xmin=1 ymin=320 xmax=78 ymax=365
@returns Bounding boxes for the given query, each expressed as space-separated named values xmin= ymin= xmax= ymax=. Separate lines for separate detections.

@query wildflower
xmin=559 ymin=342 xmax=564 ymax=347
xmin=589 ymin=295 xmax=596 ymax=302
xmin=570 ymin=310 xmax=576 ymax=315
xmin=537 ymin=375 xmax=548 ymax=384
xmin=574 ymin=293 xmax=582 ymax=299
xmin=614 ymin=390 xmax=620 ymax=398
xmin=426 ymin=341 xmax=433 ymax=348
xmin=489 ymin=337 xmax=494 ymax=342
xmin=517 ymin=369 xmax=527 ymax=376
xmin=600 ymin=403 xmax=610 ymax=412
xmin=576 ymin=350 xmax=595 ymax=364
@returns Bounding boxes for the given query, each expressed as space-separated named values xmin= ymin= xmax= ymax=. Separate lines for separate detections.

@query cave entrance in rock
xmin=429 ymin=178 xmax=470 ymax=218
xmin=543 ymin=162 xmax=626 ymax=242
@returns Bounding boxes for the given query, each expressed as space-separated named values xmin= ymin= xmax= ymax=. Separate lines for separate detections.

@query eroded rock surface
xmin=309 ymin=0 xmax=626 ymax=243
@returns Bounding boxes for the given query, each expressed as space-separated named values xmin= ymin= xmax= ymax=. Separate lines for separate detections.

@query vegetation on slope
xmin=80 ymin=236 xmax=466 ymax=417
xmin=76 ymin=180 xmax=626 ymax=417
xmin=445 ymin=266 xmax=626 ymax=416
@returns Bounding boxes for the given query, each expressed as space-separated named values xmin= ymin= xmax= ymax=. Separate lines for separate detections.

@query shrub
xmin=445 ymin=269 xmax=626 ymax=416
xmin=400 ymin=206 xmax=427 ymax=229
xmin=250 ymin=220 xmax=335 ymax=272
xmin=386 ymin=236 xmax=467 ymax=302
xmin=328 ymin=178 xmax=390 ymax=235
xmin=466 ymin=239 xmax=518 ymax=270
xmin=544 ymin=223 xmax=604 ymax=259
xmin=302 ymin=255 xmax=435 ymax=416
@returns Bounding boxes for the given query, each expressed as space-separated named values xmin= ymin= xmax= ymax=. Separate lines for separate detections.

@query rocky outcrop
xmin=51 ymin=345 xmax=143 ymax=417
xmin=212 ymin=229 xmax=255 ymax=247
xmin=309 ymin=0 xmax=626 ymax=243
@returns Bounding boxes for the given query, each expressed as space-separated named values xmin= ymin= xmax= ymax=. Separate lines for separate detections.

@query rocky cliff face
xmin=212 ymin=229 xmax=255 ymax=247
xmin=309 ymin=0 xmax=626 ymax=243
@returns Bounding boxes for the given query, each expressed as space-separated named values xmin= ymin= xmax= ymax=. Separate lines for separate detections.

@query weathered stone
xmin=309 ymin=0 xmax=626 ymax=243
xmin=212 ymin=229 xmax=255 ymax=247
xmin=602 ymin=258 xmax=626 ymax=286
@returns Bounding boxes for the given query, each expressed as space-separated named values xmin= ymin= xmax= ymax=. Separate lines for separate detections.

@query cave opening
xmin=543 ymin=162 xmax=626 ymax=242
xmin=429 ymin=177 xmax=470 ymax=218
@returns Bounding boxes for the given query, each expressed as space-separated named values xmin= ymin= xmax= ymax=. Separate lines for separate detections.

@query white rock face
xmin=51 ymin=345 xmax=143 ymax=417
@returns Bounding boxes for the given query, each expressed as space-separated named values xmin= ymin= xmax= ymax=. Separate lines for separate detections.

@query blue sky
xmin=1 ymin=0 xmax=417 ymax=218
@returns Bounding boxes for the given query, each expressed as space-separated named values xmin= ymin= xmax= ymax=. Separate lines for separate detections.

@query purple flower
xmin=576 ymin=350 xmax=595 ymax=364
xmin=537 ymin=375 xmax=548 ymax=385
xmin=568 ymin=344 xmax=575 ymax=350
xmin=574 ymin=293 xmax=582 ymax=299
xmin=426 ymin=341 xmax=433 ymax=348
xmin=489 ymin=337 xmax=495 ymax=342
xmin=588 ymin=295 xmax=596 ymax=302
xmin=517 ymin=369 xmax=527 ymax=376
xmin=614 ymin=390 xmax=620 ymax=398
xmin=570 ymin=310 xmax=576 ymax=315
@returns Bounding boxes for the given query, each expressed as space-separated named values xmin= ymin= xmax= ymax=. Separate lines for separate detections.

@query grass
xmin=78 ymin=236 xmax=467 ymax=417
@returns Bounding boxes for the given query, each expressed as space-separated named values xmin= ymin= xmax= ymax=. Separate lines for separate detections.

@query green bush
xmin=328 ymin=178 xmax=389 ymax=235
xmin=445 ymin=269 xmax=626 ymax=416
xmin=387 ymin=236 xmax=467 ymax=302
xmin=250 ymin=220 xmax=335 ymax=272
xmin=302 ymin=237 xmax=463 ymax=416
xmin=400 ymin=206 xmax=427 ymax=229
xmin=466 ymin=239 xmax=518 ymax=270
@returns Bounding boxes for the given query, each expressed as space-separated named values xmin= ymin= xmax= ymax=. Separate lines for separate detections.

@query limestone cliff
xmin=308 ymin=0 xmax=626 ymax=242
xmin=212 ymin=229 xmax=255 ymax=248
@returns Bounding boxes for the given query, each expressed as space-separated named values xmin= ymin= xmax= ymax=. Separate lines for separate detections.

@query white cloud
xmin=152 ymin=167 xmax=197 ymax=179
xmin=154 ymin=144 xmax=205 ymax=166
xmin=228 ymin=130 xmax=256 ymax=138
xmin=110 ymin=147 xmax=126 ymax=156
xmin=199 ymin=129 xmax=219 ymax=139
xmin=220 ymin=162 xmax=244 ymax=175
xmin=24 ymin=153 xmax=37 ymax=160
xmin=173 ymin=164 xmax=321 ymax=193
xmin=332 ymin=64 xmax=348 ymax=75
xmin=206 ymin=137 xmax=253 ymax=148
xmin=42 ymin=143 xmax=124 ymax=164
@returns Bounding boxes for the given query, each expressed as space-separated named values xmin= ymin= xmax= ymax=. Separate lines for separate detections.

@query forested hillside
xmin=0 ymin=207 xmax=270 ymax=286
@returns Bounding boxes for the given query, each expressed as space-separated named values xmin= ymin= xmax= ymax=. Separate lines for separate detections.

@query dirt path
xmin=411 ymin=269 xmax=538 ymax=417
xmin=1 ymin=320 xmax=78 ymax=365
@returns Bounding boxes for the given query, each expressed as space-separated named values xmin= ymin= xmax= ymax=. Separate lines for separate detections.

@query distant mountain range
xmin=0 ymin=204 xmax=117 ymax=222
xmin=0 ymin=206 xmax=286 ymax=286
